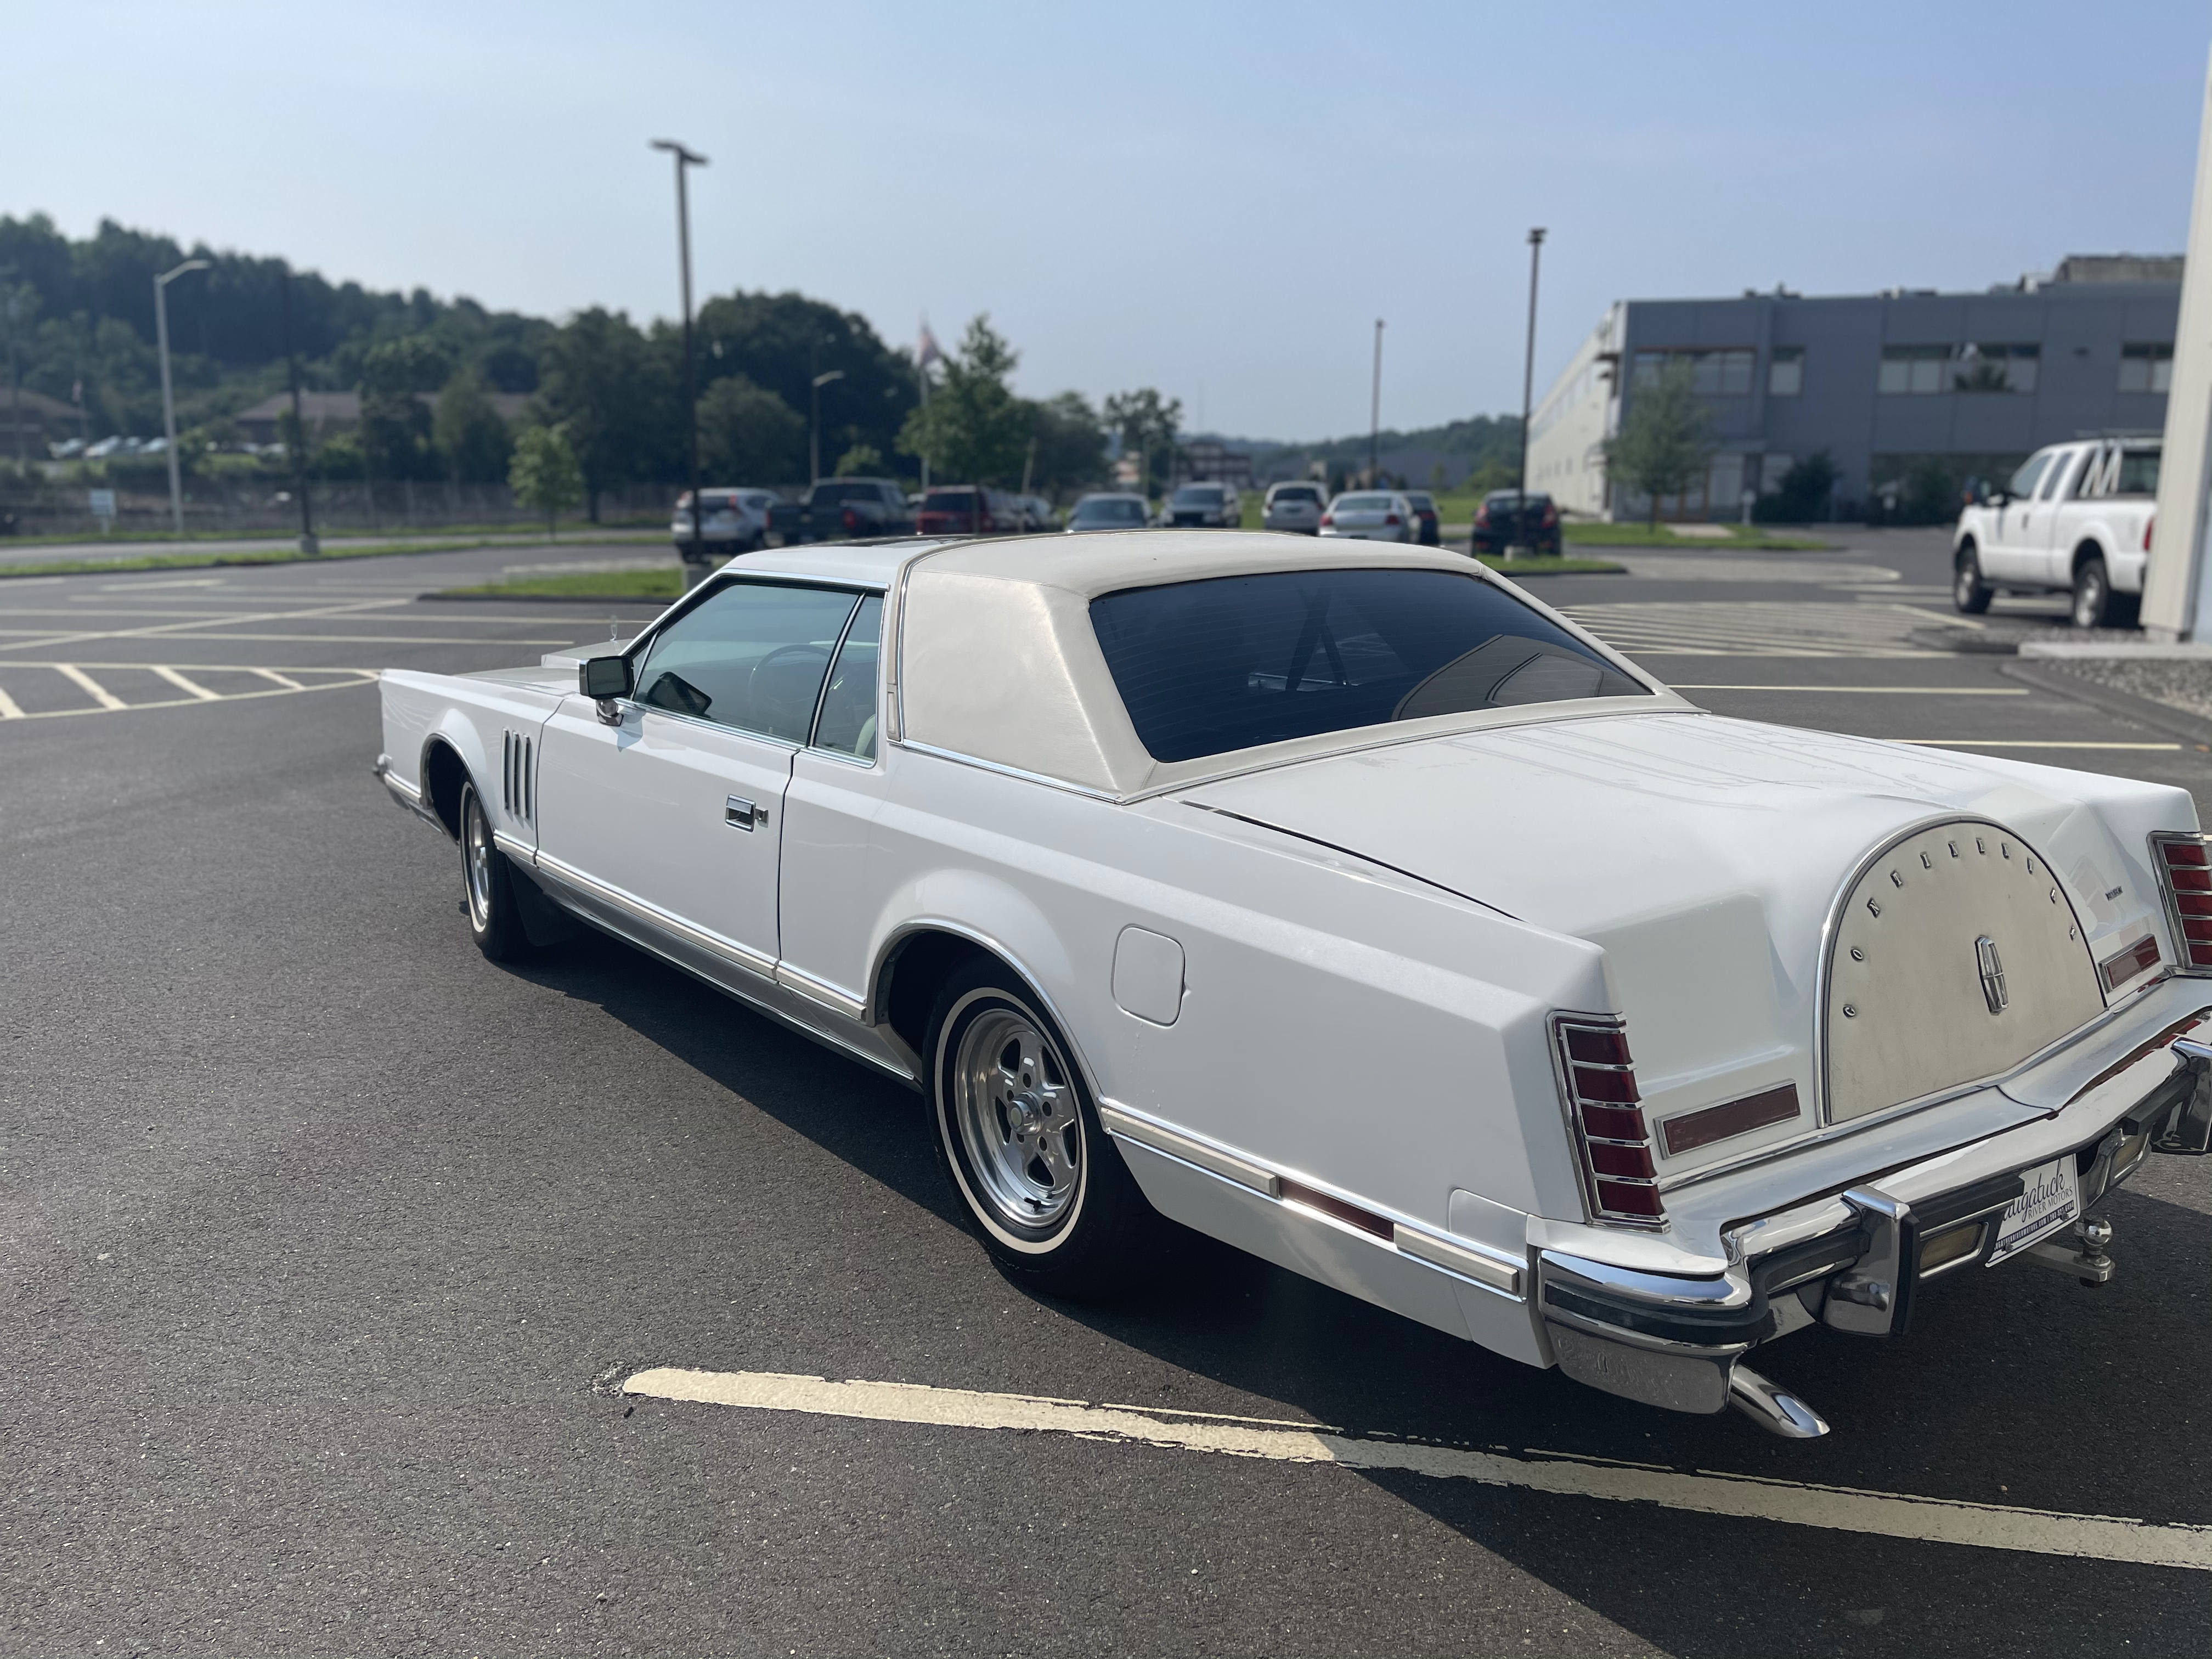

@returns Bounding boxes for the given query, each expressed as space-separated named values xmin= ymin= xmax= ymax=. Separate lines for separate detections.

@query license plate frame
xmin=1985 ymin=1155 xmax=2083 ymax=1267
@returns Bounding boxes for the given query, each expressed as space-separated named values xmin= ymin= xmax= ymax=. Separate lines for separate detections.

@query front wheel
xmin=1953 ymin=544 xmax=1993 ymax=614
xmin=2072 ymin=556 xmax=2115 ymax=629
xmin=926 ymin=959 xmax=1171 ymax=1299
xmin=459 ymin=782 xmax=532 ymax=962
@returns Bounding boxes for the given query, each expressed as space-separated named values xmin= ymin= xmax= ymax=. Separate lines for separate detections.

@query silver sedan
xmin=1319 ymin=490 xmax=1417 ymax=542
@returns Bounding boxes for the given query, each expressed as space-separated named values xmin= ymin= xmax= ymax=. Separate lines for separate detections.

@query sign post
xmin=88 ymin=487 xmax=117 ymax=533
xmin=2144 ymin=44 xmax=2212 ymax=641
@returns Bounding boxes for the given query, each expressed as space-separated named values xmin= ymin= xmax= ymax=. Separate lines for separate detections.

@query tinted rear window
xmin=1091 ymin=568 xmax=1647 ymax=763
xmin=816 ymin=482 xmax=888 ymax=505
xmin=1073 ymin=498 xmax=1148 ymax=523
xmin=922 ymin=489 xmax=980 ymax=511
xmin=1172 ymin=486 xmax=1228 ymax=505
xmin=1334 ymin=494 xmax=1395 ymax=511
xmin=1269 ymin=486 xmax=1321 ymax=504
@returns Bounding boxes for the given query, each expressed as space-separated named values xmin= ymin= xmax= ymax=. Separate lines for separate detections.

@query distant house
xmin=232 ymin=389 xmax=533 ymax=446
xmin=1 ymin=386 xmax=88 ymax=452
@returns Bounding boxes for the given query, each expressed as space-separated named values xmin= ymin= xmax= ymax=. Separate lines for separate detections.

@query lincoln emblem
xmin=1976 ymin=935 xmax=2008 ymax=1014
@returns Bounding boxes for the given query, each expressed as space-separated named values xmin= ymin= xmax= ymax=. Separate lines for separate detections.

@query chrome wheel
xmin=2072 ymin=561 xmax=2108 ymax=629
xmin=949 ymin=1005 xmax=1082 ymax=1231
xmin=462 ymin=790 xmax=494 ymax=928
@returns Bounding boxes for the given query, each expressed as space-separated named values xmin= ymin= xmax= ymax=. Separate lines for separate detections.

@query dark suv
xmin=915 ymin=486 xmax=1022 ymax=537
xmin=1471 ymin=490 xmax=1561 ymax=558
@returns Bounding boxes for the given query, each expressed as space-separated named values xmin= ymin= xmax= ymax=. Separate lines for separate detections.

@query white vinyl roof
xmin=884 ymin=531 xmax=1693 ymax=799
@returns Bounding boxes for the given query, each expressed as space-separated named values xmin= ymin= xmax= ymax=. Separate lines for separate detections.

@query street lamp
xmin=810 ymin=369 xmax=844 ymax=485
xmin=154 ymin=258 xmax=210 ymax=536
xmin=650 ymin=138 xmax=709 ymax=583
xmin=1516 ymin=228 xmax=1547 ymax=546
xmin=1368 ymin=319 xmax=1385 ymax=488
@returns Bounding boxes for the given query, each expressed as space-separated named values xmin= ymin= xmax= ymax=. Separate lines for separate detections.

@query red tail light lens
xmin=2152 ymin=833 xmax=2212 ymax=972
xmin=1384 ymin=514 xmax=1401 ymax=526
xmin=1475 ymin=508 xmax=1491 ymax=528
xmin=842 ymin=507 xmax=860 ymax=531
xmin=1320 ymin=514 xmax=1334 ymax=526
xmin=1551 ymin=1013 xmax=1664 ymax=1228
xmin=1542 ymin=504 xmax=1558 ymax=527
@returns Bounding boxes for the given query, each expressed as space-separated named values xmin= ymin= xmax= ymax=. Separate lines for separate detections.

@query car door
xmin=534 ymin=578 xmax=864 ymax=981
xmin=2033 ymin=445 xmax=2094 ymax=585
xmin=1982 ymin=449 xmax=2053 ymax=582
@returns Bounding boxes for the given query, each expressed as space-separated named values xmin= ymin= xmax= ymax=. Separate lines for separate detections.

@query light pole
xmin=810 ymin=369 xmax=844 ymax=484
xmin=1368 ymin=319 xmax=1385 ymax=488
xmin=154 ymin=258 xmax=210 ymax=535
xmin=1516 ymin=228 xmax=1547 ymax=547
xmin=650 ymin=138 xmax=709 ymax=582
xmin=279 ymin=270 xmax=318 ymax=556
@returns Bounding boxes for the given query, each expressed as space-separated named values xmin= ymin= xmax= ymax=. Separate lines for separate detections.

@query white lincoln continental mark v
xmin=376 ymin=533 xmax=2212 ymax=1438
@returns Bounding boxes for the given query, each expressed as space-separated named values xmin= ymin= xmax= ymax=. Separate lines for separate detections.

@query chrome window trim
xmin=894 ymin=740 xmax=1122 ymax=802
xmin=1807 ymin=813 xmax=2095 ymax=1135
xmin=803 ymin=590 xmax=885 ymax=770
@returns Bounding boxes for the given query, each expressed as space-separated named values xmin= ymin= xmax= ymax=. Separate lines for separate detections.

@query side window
xmin=633 ymin=582 xmax=860 ymax=742
xmin=812 ymin=594 xmax=883 ymax=761
xmin=2039 ymin=450 xmax=2076 ymax=501
xmin=2006 ymin=453 xmax=2051 ymax=500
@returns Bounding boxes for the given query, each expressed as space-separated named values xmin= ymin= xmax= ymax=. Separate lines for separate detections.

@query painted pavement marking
xmin=0 ymin=661 xmax=379 ymax=720
xmin=1562 ymin=601 xmax=1956 ymax=657
xmin=623 ymin=1367 xmax=2212 ymax=1572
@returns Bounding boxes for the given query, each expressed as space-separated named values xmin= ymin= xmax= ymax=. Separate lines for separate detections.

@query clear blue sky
xmin=17 ymin=2 xmax=2210 ymax=438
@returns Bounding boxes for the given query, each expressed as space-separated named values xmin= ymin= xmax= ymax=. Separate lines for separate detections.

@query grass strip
xmin=0 ymin=535 xmax=611 ymax=580
xmin=435 ymin=566 xmax=689 ymax=601
xmin=1562 ymin=523 xmax=1833 ymax=550
xmin=0 ymin=520 xmax=666 ymax=549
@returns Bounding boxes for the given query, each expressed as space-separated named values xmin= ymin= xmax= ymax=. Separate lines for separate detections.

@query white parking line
xmin=1672 ymin=685 xmax=2030 ymax=695
xmin=250 ymin=667 xmax=305 ymax=691
xmin=150 ymin=664 xmax=221 ymax=701
xmin=0 ymin=684 xmax=21 ymax=719
xmin=1894 ymin=740 xmax=2184 ymax=751
xmin=53 ymin=663 xmax=126 ymax=709
xmin=624 ymin=1367 xmax=2212 ymax=1571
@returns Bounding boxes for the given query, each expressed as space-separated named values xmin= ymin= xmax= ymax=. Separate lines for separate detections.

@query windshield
xmin=1091 ymin=568 xmax=1647 ymax=763
xmin=1334 ymin=494 xmax=1395 ymax=511
xmin=1172 ymin=486 xmax=1227 ymax=506
xmin=1073 ymin=497 xmax=1148 ymax=525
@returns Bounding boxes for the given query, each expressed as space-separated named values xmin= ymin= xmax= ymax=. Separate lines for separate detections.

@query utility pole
xmin=1517 ymin=228 xmax=1547 ymax=546
xmin=154 ymin=258 xmax=210 ymax=535
xmin=1368 ymin=319 xmax=1385 ymax=488
xmin=280 ymin=272 xmax=318 ymax=556
xmin=5 ymin=287 xmax=23 ymax=470
xmin=810 ymin=368 xmax=844 ymax=484
xmin=651 ymin=138 xmax=709 ymax=584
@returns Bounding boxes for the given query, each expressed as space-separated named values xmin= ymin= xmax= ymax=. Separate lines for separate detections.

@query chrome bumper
xmin=1538 ymin=1036 xmax=2209 ymax=1431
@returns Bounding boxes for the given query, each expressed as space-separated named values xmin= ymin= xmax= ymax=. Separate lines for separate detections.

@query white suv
xmin=672 ymin=488 xmax=775 ymax=556
xmin=1263 ymin=481 xmax=1326 ymax=534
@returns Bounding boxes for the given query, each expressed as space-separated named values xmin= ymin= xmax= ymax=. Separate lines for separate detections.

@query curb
xmin=2000 ymin=659 xmax=2212 ymax=750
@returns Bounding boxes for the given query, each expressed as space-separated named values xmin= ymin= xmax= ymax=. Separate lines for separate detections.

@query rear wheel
xmin=2072 ymin=556 xmax=2115 ymax=629
xmin=1953 ymin=543 xmax=1993 ymax=614
xmin=459 ymin=781 xmax=531 ymax=962
xmin=926 ymin=958 xmax=1171 ymax=1299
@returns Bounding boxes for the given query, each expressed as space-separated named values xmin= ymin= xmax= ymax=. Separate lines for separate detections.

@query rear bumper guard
xmin=1538 ymin=1039 xmax=2207 ymax=1433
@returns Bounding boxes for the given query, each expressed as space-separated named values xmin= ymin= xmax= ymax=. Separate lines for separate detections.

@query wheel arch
xmin=420 ymin=737 xmax=469 ymax=838
xmin=867 ymin=913 xmax=1100 ymax=1102
xmin=2070 ymin=537 xmax=2111 ymax=577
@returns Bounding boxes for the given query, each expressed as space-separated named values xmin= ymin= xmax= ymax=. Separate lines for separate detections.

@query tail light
xmin=1384 ymin=513 xmax=1401 ymax=526
xmin=1320 ymin=513 xmax=1334 ymax=527
xmin=842 ymin=506 xmax=860 ymax=532
xmin=2151 ymin=832 xmax=2212 ymax=973
xmin=1474 ymin=507 xmax=1490 ymax=529
xmin=1551 ymin=1013 xmax=1664 ymax=1227
xmin=1542 ymin=503 xmax=1558 ymax=527
xmin=2145 ymin=512 xmax=2156 ymax=552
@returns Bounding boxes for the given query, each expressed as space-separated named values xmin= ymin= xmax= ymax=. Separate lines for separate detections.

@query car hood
xmin=1183 ymin=712 xmax=2171 ymax=1150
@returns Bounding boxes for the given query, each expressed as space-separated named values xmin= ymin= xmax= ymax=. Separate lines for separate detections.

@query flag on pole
xmin=917 ymin=319 xmax=942 ymax=369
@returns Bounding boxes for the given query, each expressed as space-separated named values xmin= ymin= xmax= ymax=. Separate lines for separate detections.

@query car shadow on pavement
xmin=515 ymin=929 xmax=2212 ymax=1658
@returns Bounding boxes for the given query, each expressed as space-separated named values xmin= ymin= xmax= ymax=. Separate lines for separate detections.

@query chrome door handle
xmin=725 ymin=795 xmax=768 ymax=830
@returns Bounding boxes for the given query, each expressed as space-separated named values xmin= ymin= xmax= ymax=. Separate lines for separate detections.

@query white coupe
xmin=376 ymin=533 xmax=2212 ymax=1438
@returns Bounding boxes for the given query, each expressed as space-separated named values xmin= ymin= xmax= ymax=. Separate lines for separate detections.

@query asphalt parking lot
xmin=3 ymin=531 xmax=2208 ymax=1656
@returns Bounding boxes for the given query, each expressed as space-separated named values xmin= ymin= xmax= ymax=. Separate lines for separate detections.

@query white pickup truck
xmin=1952 ymin=438 xmax=2159 ymax=628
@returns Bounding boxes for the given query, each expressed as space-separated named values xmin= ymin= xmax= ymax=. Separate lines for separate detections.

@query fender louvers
xmin=501 ymin=730 xmax=535 ymax=825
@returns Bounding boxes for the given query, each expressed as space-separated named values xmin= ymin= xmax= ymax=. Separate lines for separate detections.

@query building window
xmin=1768 ymin=347 xmax=1803 ymax=397
xmin=2119 ymin=343 xmax=2174 ymax=394
xmin=1878 ymin=346 xmax=1950 ymax=394
xmin=1955 ymin=344 xmax=2038 ymax=394
xmin=1630 ymin=348 xmax=1754 ymax=394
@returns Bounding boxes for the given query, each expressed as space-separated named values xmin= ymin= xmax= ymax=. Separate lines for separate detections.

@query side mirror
xmin=580 ymin=654 xmax=633 ymax=701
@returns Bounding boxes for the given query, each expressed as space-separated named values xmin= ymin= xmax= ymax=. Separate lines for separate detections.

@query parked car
xmin=1018 ymin=494 xmax=1060 ymax=533
xmin=1164 ymin=481 xmax=1243 ymax=528
xmin=380 ymin=531 xmax=2212 ymax=1440
xmin=1262 ymin=481 xmax=1326 ymax=535
xmin=1065 ymin=493 xmax=1153 ymax=532
xmin=1402 ymin=489 xmax=1442 ymax=547
xmin=915 ymin=486 xmax=1024 ymax=538
xmin=1471 ymin=490 xmax=1562 ymax=558
xmin=766 ymin=478 xmax=916 ymax=544
xmin=1319 ymin=490 xmax=1416 ymax=541
xmin=1954 ymin=439 xmax=2159 ymax=628
xmin=670 ymin=488 xmax=775 ymax=556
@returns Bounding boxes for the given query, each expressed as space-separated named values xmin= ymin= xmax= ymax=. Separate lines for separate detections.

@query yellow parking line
xmin=150 ymin=664 xmax=221 ymax=701
xmin=53 ymin=664 xmax=127 ymax=709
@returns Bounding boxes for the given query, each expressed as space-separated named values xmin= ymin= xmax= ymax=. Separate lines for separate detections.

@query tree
xmin=898 ymin=315 xmax=1029 ymax=485
xmin=1604 ymin=359 xmax=1714 ymax=526
xmin=510 ymin=422 xmax=584 ymax=537
xmin=1024 ymin=392 xmax=1107 ymax=500
xmin=358 ymin=335 xmax=451 ymax=482
xmin=535 ymin=307 xmax=674 ymax=517
xmin=433 ymin=367 xmax=513 ymax=484
xmin=691 ymin=290 xmax=916 ymax=473
xmin=1102 ymin=387 xmax=1181 ymax=499
xmin=833 ymin=442 xmax=884 ymax=478
xmin=1757 ymin=450 xmax=1836 ymax=524
xmin=698 ymin=373 xmax=805 ymax=483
